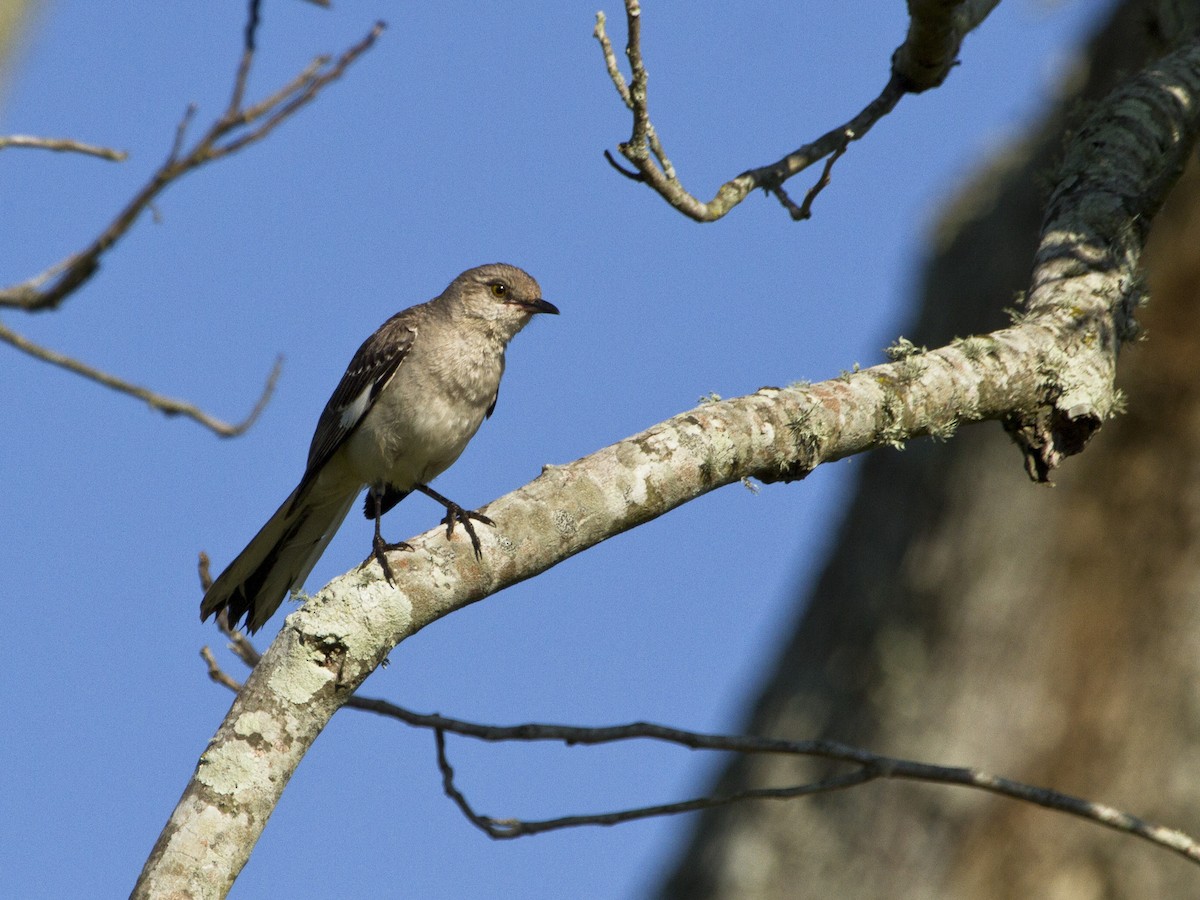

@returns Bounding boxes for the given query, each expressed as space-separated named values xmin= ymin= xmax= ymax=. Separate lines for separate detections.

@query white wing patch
xmin=339 ymin=383 xmax=374 ymax=430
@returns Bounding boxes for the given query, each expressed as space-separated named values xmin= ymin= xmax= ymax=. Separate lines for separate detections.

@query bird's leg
xmin=366 ymin=487 xmax=412 ymax=584
xmin=413 ymin=484 xmax=494 ymax=559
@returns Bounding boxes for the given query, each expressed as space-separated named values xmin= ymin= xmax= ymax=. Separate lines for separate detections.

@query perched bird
xmin=200 ymin=263 xmax=558 ymax=633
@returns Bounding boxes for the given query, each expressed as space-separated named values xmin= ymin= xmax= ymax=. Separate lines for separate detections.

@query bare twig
xmin=433 ymin=725 xmax=872 ymax=837
xmin=198 ymin=552 xmax=214 ymax=592
xmin=776 ymin=132 xmax=852 ymax=221
xmin=200 ymin=644 xmax=1200 ymax=862
xmin=0 ymin=317 xmax=282 ymax=436
xmin=602 ymin=148 xmax=646 ymax=182
xmin=0 ymin=135 xmax=128 ymax=161
xmin=595 ymin=0 xmax=1000 ymax=221
xmin=0 ymin=16 xmax=384 ymax=312
xmin=242 ymin=0 xmax=263 ymax=55
xmin=0 ymin=3 xmax=380 ymax=437
xmin=201 ymin=646 xmax=246 ymax=693
xmin=198 ymin=551 xmax=266 ymax=669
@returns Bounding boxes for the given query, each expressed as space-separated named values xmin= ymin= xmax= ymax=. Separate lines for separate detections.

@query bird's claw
xmin=441 ymin=504 xmax=494 ymax=559
xmin=368 ymin=534 xmax=413 ymax=585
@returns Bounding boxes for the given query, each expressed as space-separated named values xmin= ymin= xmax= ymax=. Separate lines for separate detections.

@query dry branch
xmin=0 ymin=20 xmax=383 ymax=313
xmin=197 ymin=643 xmax=1200 ymax=863
xmin=0 ymin=2 xmax=382 ymax=437
xmin=595 ymin=0 xmax=1000 ymax=221
xmin=0 ymin=319 xmax=281 ymax=436
xmin=0 ymin=134 xmax=127 ymax=160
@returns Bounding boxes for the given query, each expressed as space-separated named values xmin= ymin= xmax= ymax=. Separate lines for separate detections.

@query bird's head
xmin=443 ymin=263 xmax=559 ymax=337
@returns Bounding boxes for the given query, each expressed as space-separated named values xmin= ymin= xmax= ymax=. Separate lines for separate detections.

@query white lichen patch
xmin=233 ymin=710 xmax=284 ymax=745
xmin=199 ymin=734 xmax=284 ymax=799
xmin=267 ymin=644 xmax=336 ymax=705
xmin=163 ymin=802 xmax=249 ymax=869
xmin=294 ymin=566 xmax=418 ymax=656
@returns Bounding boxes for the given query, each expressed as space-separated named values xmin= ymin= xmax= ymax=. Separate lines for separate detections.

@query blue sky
xmin=2 ymin=1 xmax=1104 ymax=897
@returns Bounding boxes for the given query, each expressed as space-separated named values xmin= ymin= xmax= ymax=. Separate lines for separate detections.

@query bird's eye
xmin=489 ymin=282 xmax=508 ymax=298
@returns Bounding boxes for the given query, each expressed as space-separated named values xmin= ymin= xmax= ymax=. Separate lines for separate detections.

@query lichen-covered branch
xmin=893 ymin=0 xmax=1001 ymax=91
xmin=1003 ymin=40 xmax=1200 ymax=477
xmin=595 ymin=0 xmax=1000 ymax=221
xmin=133 ymin=36 xmax=1200 ymax=900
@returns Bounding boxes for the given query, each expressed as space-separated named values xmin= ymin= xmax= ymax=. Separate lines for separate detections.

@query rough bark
xmin=659 ymin=3 xmax=1200 ymax=898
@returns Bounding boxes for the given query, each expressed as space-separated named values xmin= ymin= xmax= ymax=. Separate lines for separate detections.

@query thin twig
xmin=0 ymin=4 xmax=380 ymax=437
xmin=602 ymin=148 xmax=645 ymax=182
xmin=167 ymin=105 xmax=198 ymax=165
xmin=199 ymin=646 xmax=1200 ymax=863
xmin=243 ymin=0 xmax=262 ymax=55
xmin=594 ymin=0 xmax=999 ymax=222
xmin=593 ymin=11 xmax=631 ymax=108
xmin=0 ymin=135 xmax=128 ymax=161
xmin=0 ymin=16 xmax=385 ymax=313
xmin=198 ymin=552 xmax=214 ymax=592
xmin=201 ymin=646 xmax=246 ymax=693
xmin=433 ymin=726 xmax=875 ymax=838
xmin=228 ymin=0 xmax=261 ymax=113
xmin=789 ymin=133 xmax=851 ymax=221
xmin=0 ymin=317 xmax=282 ymax=436
xmin=198 ymin=553 xmax=265 ymax=669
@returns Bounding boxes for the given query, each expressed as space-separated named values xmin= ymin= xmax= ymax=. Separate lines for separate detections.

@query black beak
xmin=514 ymin=297 xmax=560 ymax=315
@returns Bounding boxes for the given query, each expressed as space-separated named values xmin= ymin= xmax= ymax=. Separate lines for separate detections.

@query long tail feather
xmin=201 ymin=483 xmax=357 ymax=633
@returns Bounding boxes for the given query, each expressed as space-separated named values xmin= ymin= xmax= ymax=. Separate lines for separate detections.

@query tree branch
xmin=199 ymin=640 xmax=1200 ymax=862
xmin=892 ymin=0 xmax=1001 ymax=91
xmin=595 ymin=0 xmax=1000 ymax=221
xmin=134 ymin=36 xmax=1200 ymax=899
xmin=428 ymin=724 xmax=1200 ymax=863
xmin=0 ymin=3 xmax=382 ymax=437
xmin=0 ymin=15 xmax=384 ymax=313
xmin=0 ymin=317 xmax=282 ymax=436
xmin=0 ymin=134 xmax=127 ymax=161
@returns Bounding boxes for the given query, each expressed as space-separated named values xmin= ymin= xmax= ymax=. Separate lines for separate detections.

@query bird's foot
xmin=441 ymin=504 xmax=495 ymax=559
xmin=412 ymin=484 xmax=494 ymax=559
xmin=367 ymin=533 xmax=413 ymax=585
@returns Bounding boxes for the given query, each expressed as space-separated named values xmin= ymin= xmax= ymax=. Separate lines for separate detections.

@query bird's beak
xmin=512 ymin=297 xmax=559 ymax=315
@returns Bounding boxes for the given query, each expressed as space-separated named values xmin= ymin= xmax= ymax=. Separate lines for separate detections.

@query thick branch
xmin=135 ymin=38 xmax=1200 ymax=899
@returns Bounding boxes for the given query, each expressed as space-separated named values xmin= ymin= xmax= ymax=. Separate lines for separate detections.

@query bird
xmin=200 ymin=263 xmax=558 ymax=633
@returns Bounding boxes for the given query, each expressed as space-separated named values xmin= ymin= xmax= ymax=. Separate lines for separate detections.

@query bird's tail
xmin=201 ymin=482 xmax=358 ymax=633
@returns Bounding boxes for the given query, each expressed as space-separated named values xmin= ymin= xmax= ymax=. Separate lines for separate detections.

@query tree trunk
xmin=659 ymin=3 xmax=1200 ymax=897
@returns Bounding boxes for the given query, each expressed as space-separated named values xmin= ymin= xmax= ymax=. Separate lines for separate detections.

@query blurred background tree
xmin=660 ymin=2 xmax=1200 ymax=896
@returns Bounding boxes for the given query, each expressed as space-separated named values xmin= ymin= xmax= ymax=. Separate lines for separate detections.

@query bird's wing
xmin=302 ymin=310 xmax=418 ymax=482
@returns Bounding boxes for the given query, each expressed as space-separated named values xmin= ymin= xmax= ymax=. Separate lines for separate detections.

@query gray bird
xmin=200 ymin=263 xmax=558 ymax=633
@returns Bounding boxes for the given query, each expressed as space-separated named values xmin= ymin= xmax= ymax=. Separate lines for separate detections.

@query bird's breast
xmin=343 ymin=340 xmax=504 ymax=490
